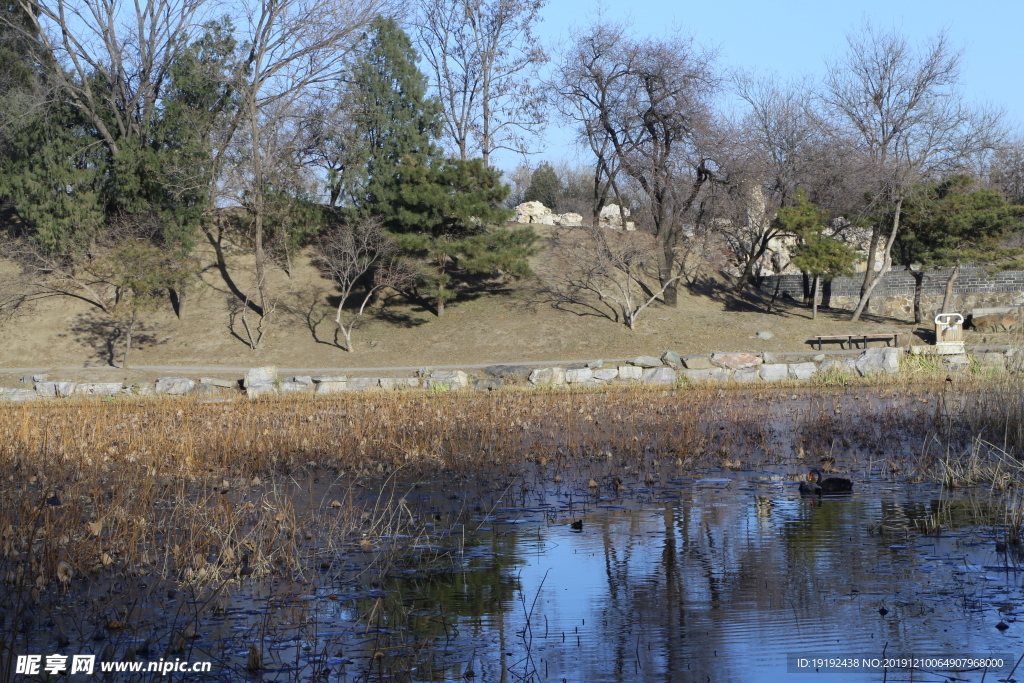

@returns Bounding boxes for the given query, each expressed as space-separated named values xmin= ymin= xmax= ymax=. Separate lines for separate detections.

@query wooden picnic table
xmin=812 ymin=332 xmax=901 ymax=350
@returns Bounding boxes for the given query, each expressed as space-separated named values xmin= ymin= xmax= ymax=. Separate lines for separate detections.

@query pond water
xmin=23 ymin=466 xmax=1024 ymax=682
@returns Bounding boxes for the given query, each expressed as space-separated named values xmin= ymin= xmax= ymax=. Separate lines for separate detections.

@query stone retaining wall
xmin=757 ymin=266 xmax=1024 ymax=320
xmin=1 ymin=347 xmax=1013 ymax=402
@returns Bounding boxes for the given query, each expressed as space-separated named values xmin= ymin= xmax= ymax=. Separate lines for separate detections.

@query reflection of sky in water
xmin=435 ymin=477 xmax=1024 ymax=683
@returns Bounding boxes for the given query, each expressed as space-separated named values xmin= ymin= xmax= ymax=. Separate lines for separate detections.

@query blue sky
xmin=494 ymin=0 xmax=1024 ymax=173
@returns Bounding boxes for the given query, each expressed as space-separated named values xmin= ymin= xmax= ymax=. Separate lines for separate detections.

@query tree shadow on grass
xmin=68 ymin=313 xmax=162 ymax=367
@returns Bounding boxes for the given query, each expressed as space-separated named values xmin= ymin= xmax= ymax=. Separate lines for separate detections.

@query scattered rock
xmin=155 ymin=377 xmax=196 ymax=395
xmin=661 ymin=350 xmax=683 ymax=369
xmin=529 ymin=367 xmax=566 ymax=387
xmin=484 ymin=364 xmax=532 ymax=380
xmin=711 ymin=352 xmax=762 ymax=370
xmin=811 ymin=354 xmax=826 ymax=362
xmin=21 ymin=374 xmax=46 ymax=384
xmin=631 ymin=355 xmax=663 ymax=368
xmin=761 ymin=352 xmax=779 ymax=364
xmin=244 ymin=367 xmax=277 ymax=388
xmin=758 ymin=364 xmax=789 ymax=382
xmin=593 ymin=368 xmax=618 ymax=382
xmin=788 ymin=363 xmax=817 ymax=380
xmin=617 ymin=365 xmax=643 ymax=380
xmin=642 ymin=367 xmax=676 ymax=384
xmin=472 ymin=378 xmax=503 ymax=391
xmin=753 ymin=330 xmax=774 ymax=339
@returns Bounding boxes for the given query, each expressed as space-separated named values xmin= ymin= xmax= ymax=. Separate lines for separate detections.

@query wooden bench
xmin=812 ymin=332 xmax=901 ymax=350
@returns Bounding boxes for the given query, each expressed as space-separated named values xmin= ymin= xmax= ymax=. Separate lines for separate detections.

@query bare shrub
xmin=537 ymin=225 xmax=679 ymax=329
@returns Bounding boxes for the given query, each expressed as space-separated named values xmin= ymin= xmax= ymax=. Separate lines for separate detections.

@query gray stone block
xmin=761 ymin=352 xmax=779 ymax=364
xmin=284 ymin=375 xmax=313 ymax=385
xmin=642 ymin=367 xmax=677 ymax=384
xmin=315 ymin=381 xmax=348 ymax=394
xmin=855 ymin=347 xmax=902 ymax=376
xmin=246 ymin=382 xmax=277 ymax=398
xmin=631 ymin=355 xmax=664 ymax=368
xmin=682 ymin=355 xmax=712 ymax=370
xmin=754 ymin=330 xmax=774 ymax=339
xmin=680 ymin=368 xmax=729 ymax=382
xmin=279 ymin=381 xmax=310 ymax=393
xmin=200 ymin=377 xmax=238 ymax=388
xmin=2 ymin=388 xmax=37 ymax=401
xmin=976 ymin=352 xmax=1005 ymax=367
xmin=348 ymin=378 xmax=378 ymax=392
xmin=733 ymin=368 xmax=760 ymax=383
xmin=35 ymin=381 xmax=75 ymax=398
xmin=74 ymin=382 xmax=123 ymax=396
xmin=429 ymin=370 xmax=469 ymax=388
xmin=188 ymin=383 xmax=217 ymax=397
xmin=379 ymin=377 xmax=419 ymax=390
xmin=759 ymin=364 xmax=789 ymax=382
xmin=485 ymin=364 xmax=531 ymax=380
xmin=155 ymin=377 xmax=196 ymax=395
xmin=788 ymin=363 xmax=818 ymax=380
xmin=21 ymin=374 xmax=46 ymax=384
xmin=712 ymin=352 xmax=762 ymax=370
xmin=661 ymin=350 xmax=683 ymax=369
xmin=593 ymin=368 xmax=618 ymax=381
xmin=565 ymin=367 xmax=594 ymax=383
xmin=312 ymin=375 xmax=347 ymax=383
xmin=528 ymin=367 xmax=566 ymax=387
xmin=472 ymin=378 xmax=503 ymax=390
xmin=244 ymin=366 xmax=277 ymax=388
xmin=586 ymin=359 xmax=605 ymax=369
xmin=617 ymin=365 xmax=643 ymax=380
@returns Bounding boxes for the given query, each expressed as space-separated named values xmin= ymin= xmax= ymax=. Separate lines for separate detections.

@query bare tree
xmin=720 ymin=77 xmax=824 ymax=293
xmin=416 ymin=0 xmax=548 ymax=167
xmin=823 ymin=23 xmax=1003 ymax=321
xmin=314 ymin=218 xmax=414 ymax=351
xmin=537 ymin=225 xmax=680 ymax=329
xmin=215 ymin=0 xmax=389 ymax=348
xmin=554 ymin=21 xmax=720 ymax=307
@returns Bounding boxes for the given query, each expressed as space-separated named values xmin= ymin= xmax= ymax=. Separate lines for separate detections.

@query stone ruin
xmin=513 ymin=201 xmax=635 ymax=230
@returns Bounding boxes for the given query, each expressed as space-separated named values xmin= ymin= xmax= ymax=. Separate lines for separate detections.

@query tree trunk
xmin=122 ymin=309 xmax=137 ymax=369
xmin=851 ymin=197 xmax=903 ymax=321
xmin=812 ymin=274 xmax=820 ymax=320
xmin=941 ymin=264 xmax=961 ymax=314
xmin=659 ymin=239 xmax=678 ymax=307
xmin=911 ymin=270 xmax=925 ymax=324
xmin=859 ymin=225 xmax=881 ymax=298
